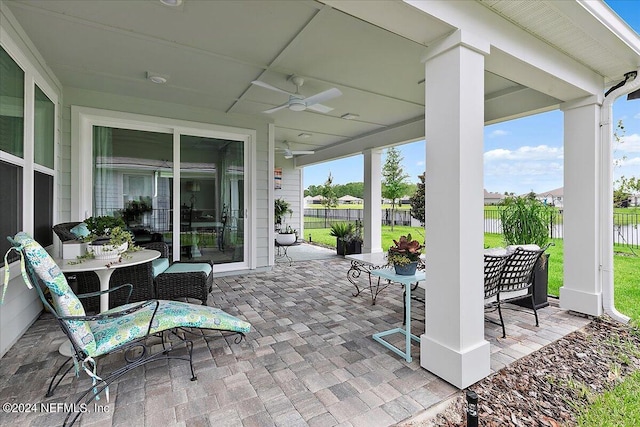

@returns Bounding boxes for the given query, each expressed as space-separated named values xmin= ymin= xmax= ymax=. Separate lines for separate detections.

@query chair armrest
xmin=76 ymin=283 xmax=133 ymax=301
xmin=59 ymin=299 xmax=160 ymax=323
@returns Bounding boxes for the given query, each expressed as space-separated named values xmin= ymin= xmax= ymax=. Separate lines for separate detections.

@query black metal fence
xmin=304 ymin=207 xmax=640 ymax=248
xmin=304 ymin=208 xmax=414 ymax=229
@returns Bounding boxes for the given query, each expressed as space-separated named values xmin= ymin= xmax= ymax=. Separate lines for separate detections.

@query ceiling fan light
xmin=288 ymin=101 xmax=306 ymax=112
xmin=160 ymin=0 xmax=183 ymax=6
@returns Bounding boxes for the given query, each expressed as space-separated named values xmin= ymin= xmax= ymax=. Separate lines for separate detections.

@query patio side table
xmin=344 ymin=252 xmax=389 ymax=304
xmin=370 ymin=268 xmax=426 ymax=362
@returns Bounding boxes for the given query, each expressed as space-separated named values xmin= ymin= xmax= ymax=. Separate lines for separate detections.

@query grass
xmin=578 ymin=370 xmax=640 ymax=426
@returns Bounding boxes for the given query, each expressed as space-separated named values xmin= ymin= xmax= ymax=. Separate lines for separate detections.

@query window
xmin=34 ymin=85 xmax=54 ymax=168
xmin=34 ymin=171 xmax=53 ymax=247
xmin=0 ymin=46 xmax=25 ymax=261
xmin=0 ymin=161 xmax=23 ymax=260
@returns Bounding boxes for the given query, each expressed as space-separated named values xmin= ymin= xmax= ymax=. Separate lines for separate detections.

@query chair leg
xmin=497 ymin=297 xmax=506 ymax=339
xmin=46 ymin=357 xmax=74 ymax=397
xmin=531 ymin=293 xmax=539 ymax=327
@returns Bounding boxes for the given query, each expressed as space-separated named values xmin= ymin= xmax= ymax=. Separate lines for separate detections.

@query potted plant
xmin=81 ymin=215 xmax=138 ymax=261
xmin=329 ymin=222 xmax=354 ymax=256
xmin=276 ymin=225 xmax=297 ymax=246
xmin=500 ymin=195 xmax=552 ymax=309
xmin=274 ymin=198 xmax=293 ymax=231
xmin=387 ymin=234 xmax=423 ymax=275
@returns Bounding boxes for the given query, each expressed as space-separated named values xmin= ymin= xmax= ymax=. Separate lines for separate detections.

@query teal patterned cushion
xmin=90 ymin=300 xmax=251 ymax=356
xmin=13 ymin=232 xmax=96 ymax=355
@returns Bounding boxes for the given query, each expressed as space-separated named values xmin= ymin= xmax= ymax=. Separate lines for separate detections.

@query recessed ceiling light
xmin=341 ymin=113 xmax=360 ymax=120
xmin=160 ymin=0 xmax=183 ymax=6
xmin=146 ymin=71 xmax=169 ymax=84
xmin=298 ymin=133 xmax=312 ymax=139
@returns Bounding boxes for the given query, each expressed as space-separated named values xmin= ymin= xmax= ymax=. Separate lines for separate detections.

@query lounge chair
xmin=3 ymin=232 xmax=251 ymax=426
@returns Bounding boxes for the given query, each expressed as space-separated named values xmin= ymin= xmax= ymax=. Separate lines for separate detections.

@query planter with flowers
xmin=387 ymin=234 xmax=423 ymax=276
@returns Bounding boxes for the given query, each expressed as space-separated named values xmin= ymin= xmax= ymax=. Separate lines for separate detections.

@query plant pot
xmin=87 ymin=242 xmax=128 ymax=260
xmin=514 ymin=254 xmax=550 ymax=310
xmin=276 ymin=233 xmax=296 ymax=246
xmin=394 ymin=261 xmax=418 ymax=276
xmin=337 ymin=239 xmax=362 ymax=256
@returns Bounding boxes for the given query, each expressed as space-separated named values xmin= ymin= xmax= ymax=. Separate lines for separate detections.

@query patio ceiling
xmin=4 ymin=0 xmax=638 ymax=161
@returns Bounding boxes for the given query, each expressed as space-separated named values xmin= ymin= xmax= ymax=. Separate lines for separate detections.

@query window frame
xmin=0 ymin=34 xmax=59 ymax=274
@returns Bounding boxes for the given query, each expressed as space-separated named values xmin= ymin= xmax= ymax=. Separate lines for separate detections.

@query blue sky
xmin=304 ymin=1 xmax=640 ymax=195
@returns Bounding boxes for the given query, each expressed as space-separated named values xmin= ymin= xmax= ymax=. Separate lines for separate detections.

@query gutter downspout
xmin=601 ymin=70 xmax=640 ymax=323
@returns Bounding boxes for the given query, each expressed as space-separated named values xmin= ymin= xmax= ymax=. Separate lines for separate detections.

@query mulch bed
xmin=403 ymin=316 xmax=640 ymax=426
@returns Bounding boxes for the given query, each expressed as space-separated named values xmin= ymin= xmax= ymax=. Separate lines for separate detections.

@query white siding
xmin=274 ymin=158 xmax=302 ymax=237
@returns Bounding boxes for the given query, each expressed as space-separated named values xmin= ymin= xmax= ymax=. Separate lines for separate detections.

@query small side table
xmin=370 ymin=268 xmax=426 ymax=362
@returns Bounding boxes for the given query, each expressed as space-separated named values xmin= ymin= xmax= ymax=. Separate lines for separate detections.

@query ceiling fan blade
xmin=262 ymin=103 xmax=289 ymax=114
xmin=304 ymin=88 xmax=342 ymax=107
xmin=291 ymin=150 xmax=315 ymax=155
xmin=306 ymin=103 xmax=333 ymax=114
xmin=251 ymin=80 xmax=296 ymax=96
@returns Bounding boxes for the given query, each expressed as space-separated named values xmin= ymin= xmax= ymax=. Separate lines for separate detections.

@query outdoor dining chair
xmin=488 ymin=245 xmax=549 ymax=338
xmin=3 ymin=232 xmax=251 ymax=427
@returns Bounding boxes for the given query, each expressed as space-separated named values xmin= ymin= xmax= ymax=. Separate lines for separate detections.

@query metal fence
xmin=304 ymin=207 xmax=640 ymax=248
xmin=304 ymin=208 xmax=414 ymax=229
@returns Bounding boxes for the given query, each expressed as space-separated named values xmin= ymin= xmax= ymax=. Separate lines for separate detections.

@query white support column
xmin=363 ymin=149 xmax=383 ymax=253
xmin=559 ymin=97 xmax=603 ymax=316
xmin=421 ymin=30 xmax=490 ymax=389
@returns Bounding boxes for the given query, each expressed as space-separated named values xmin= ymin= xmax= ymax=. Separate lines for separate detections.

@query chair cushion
xmin=152 ymin=258 xmax=170 ymax=277
xmin=70 ymin=222 xmax=90 ymax=239
xmin=13 ymin=232 xmax=96 ymax=355
xmin=90 ymin=300 xmax=250 ymax=356
xmin=163 ymin=262 xmax=212 ymax=276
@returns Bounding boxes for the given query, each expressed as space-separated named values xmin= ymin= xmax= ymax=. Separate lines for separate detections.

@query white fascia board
xmin=404 ymin=0 xmax=604 ymax=99
xmin=294 ymin=117 xmax=424 ymax=167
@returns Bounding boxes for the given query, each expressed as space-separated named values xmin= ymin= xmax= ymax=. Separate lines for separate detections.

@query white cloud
xmin=614 ymin=133 xmax=640 ymax=153
xmin=484 ymin=145 xmax=563 ymax=161
xmin=634 ymin=112 xmax=640 ymax=120
xmin=416 ymin=160 xmax=425 ymax=166
xmin=488 ymin=129 xmax=510 ymax=138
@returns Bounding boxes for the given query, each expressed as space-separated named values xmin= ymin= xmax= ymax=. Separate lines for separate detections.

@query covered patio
xmin=1 ymin=0 xmax=639 ymax=411
xmin=1 ymin=255 xmax=590 ymax=426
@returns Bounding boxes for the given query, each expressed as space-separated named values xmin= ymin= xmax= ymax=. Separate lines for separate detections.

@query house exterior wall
xmin=60 ymin=87 xmax=272 ymax=270
xmin=274 ymin=158 xmax=302 ymax=237
xmin=0 ymin=4 xmax=63 ymax=357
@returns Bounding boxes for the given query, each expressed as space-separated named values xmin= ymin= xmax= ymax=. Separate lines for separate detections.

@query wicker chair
xmin=52 ymin=222 xmax=82 ymax=242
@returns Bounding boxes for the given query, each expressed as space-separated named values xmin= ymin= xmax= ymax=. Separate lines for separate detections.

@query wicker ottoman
xmin=156 ymin=260 xmax=213 ymax=305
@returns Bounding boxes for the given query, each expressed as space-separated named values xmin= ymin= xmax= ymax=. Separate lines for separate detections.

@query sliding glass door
xmin=91 ymin=125 xmax=247 ymax=269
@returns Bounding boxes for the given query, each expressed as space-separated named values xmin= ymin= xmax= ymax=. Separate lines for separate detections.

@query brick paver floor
xmin=0 ymin=256 xmax=590 ymax=426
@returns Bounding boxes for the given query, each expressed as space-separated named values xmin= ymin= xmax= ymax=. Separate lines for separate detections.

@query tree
xmin=381 ymin=147 xmax=410 ymax=230
xmin=409 ymin=173 xmax=425 ymax=226
xmin=320 ymin=173 xmax=338 ymax=209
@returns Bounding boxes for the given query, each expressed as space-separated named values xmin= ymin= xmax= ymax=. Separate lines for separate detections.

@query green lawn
xmin=307 ymin=224 xmax=640 ymax=422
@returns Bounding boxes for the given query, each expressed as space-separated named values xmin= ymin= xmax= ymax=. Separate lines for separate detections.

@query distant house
xmin=537 ymin=187 xmax=564 ymax=208
xmin=304 ymin=195 xmax=325 ymax=205
xmin=484 ymin=189 xmax=505 ymax=205
xmin=338 ymin=195 xmax=363 ymax=204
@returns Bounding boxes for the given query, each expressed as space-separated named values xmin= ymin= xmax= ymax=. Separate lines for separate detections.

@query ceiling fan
xmin=251 ymin=76 xmax=341 ymax=114
xmin=278 ymin=141 xmax=315 ymax=159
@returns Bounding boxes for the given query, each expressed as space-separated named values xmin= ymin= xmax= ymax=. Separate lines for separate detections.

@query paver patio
xmin=0 ymin=252 xmax=591 ymax=426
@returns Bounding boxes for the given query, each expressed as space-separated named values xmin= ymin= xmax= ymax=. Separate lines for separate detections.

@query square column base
xmin=420 ymin=335 xmax=490 ymax=389
xmin=559 ymin=286 xmax=602 ymax=317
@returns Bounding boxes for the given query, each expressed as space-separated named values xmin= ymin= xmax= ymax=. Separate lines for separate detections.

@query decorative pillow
xmin=506 ymin=244 xmax=540 ymax=255
xmin=70 ymin=222 xmax=90 ymax=239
